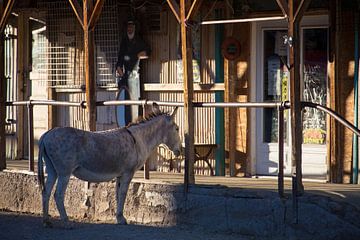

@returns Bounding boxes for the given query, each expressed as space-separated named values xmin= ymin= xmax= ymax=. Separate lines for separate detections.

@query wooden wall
xmin=223 ymin=22 xmax=250 ymax=176
xmin=332 ymin=9 xmax=357 ymax=183
xmin=142 ymin=7 xmax=217 ymax=174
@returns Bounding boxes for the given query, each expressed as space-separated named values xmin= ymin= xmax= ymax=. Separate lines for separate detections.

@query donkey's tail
xmin=37 ymin=131 xmax=51 ymax=193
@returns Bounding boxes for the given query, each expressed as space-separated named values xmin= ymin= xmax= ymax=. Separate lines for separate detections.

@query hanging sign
xmin=221 ymin=37 xmax=241 ymax=60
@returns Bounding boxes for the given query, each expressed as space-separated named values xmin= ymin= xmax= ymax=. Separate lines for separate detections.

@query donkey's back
xmin=39 ymin=127 xmax=138 ymax=182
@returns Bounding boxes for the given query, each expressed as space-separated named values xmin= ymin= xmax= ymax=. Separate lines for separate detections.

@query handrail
xmin=4 ymin=99 xmax=360 ymax=202
xmin=7 ymin=99 xmax=291 ymax=109
xmin=301 ymin=101 xmax=360 ymax=137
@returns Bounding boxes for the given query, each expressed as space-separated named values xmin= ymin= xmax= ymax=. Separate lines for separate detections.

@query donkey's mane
xmin=126 ymin=110 xmax=170 ymax=128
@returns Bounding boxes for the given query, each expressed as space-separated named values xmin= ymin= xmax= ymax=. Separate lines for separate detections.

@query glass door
xmin=255 ymin=17 xmax=328 ymax=179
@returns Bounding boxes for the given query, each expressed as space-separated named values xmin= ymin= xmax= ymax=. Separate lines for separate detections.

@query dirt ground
xmin=0 ymin=211 xmax=259 ymax=240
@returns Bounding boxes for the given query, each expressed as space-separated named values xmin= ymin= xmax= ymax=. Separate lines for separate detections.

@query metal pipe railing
xmin=301 ymin=101 xmax=360 ymax=137
xmin=5 ymin=99 xmax=360 ymax=203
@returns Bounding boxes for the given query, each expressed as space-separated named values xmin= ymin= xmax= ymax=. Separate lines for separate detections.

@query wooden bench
xmin=154 ymin=143 xmax=218 ymax=176
xmin=181 ymin=143 xmax=218 ymax=176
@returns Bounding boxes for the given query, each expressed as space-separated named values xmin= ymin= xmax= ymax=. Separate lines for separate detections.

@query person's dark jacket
xmin=116 ymin=35 xmax=151 ymax=75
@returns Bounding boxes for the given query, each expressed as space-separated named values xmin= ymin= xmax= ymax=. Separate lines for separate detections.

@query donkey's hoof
xmin=60 ymin=221 xmax=75 ymax=230
xmin=43 ymin=220 xmax=53 ymax=228
xmin=116 ymin=216 xmax=127 ymax=225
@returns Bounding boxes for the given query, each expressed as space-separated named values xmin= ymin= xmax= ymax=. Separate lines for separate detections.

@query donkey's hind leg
xmin=42 ymin=161 xmax=57 ymax=227
xmin=116 ymin=174 xmax=133 ymax=225
xmin=54 ymin=175 xmax=71 ymax=228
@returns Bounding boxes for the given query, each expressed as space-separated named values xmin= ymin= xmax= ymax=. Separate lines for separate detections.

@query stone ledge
xmin=1 ymin=171 xmax=360 ymax=239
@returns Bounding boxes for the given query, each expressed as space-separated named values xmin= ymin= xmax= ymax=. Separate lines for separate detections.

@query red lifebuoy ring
xmin=221 ymin=37 xmax=241 ymax=60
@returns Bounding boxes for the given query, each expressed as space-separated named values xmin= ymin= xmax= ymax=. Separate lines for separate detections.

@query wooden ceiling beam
xmin=68 ymin=0 xmax=84 ymax=29
xmin=276 ymin=0 xmax=289 ymax=17
xmin=294 ymin=0 xmax=312 ymax=23
xmin=0 ymin=0 xmax=15 ymax=33
xmin=166 ymin=0 xmax=180 ymax=23
xmin=89 ymin=0 xmax=104 ymax=30
xmin=186 ymin=0 xmax=203 ymax=20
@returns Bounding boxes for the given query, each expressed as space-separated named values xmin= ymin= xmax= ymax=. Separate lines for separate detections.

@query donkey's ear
xmin=152 ymin=102 xmax=161 ymax=114
xmin=170 ymin=107 xmax=178 ymax=120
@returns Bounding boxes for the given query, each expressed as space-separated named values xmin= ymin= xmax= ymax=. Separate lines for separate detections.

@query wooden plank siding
xmin=142 ymin=7 xmax=217 ymax=175
xmin=2 ymin=1 xmax=358 ymax=182
xmin=234 ymin=23 xmax=250 ymax=176
xmin=335 ymin=9 xmax=357 ymax=183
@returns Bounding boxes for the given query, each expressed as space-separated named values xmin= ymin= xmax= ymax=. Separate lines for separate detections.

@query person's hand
xmin=137 ymin=51 xmax=148 ymax=59
xmin=116 ymin=67 xmax=124 ymax=77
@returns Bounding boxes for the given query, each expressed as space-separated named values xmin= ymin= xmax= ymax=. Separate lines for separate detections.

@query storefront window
xmin=302 ymin=28 xmax=328 ymax=144
xmin=262 ymin=28 xmax=328 ymax=144
xmin=263 ymin=30 xmax=288 ymax=143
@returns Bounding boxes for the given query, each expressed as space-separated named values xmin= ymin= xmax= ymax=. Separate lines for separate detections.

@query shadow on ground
xmin=0 ymin=211 xmax=255 ymax=240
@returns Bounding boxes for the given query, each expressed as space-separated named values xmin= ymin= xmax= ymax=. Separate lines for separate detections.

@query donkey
xmin=38 ymin=104 xmax=181 ymax=227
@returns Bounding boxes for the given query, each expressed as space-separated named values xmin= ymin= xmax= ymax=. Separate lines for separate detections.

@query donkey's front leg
xmin=54 ymin=175 xmax=72 ymax=228
xmin=116 ymin=174 xmax=132 ymax=225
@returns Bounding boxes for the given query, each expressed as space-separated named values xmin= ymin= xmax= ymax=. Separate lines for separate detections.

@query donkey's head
xmin=152 ymin=103 xmax=182 ymax=157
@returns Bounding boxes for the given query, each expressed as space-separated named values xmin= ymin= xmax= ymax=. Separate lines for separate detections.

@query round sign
xmin=221 ymin=37 xmax=241 ymax=60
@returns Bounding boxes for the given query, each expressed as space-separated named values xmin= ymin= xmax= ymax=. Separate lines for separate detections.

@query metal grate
xmin=35 ymin=0 xmax=120 ymax=88
xmin=94 ymin=0 xmax=121 ymax=86
xmin=35 ymin=1 xmax=83 ymax=87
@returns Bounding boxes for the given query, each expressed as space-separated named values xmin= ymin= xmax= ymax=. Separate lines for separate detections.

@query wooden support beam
xmin=0 ymin=33 xmax=5 ymax=170
xmin=166 ymin=0 xmax=180 ymax=23
xmin=288 ymin=0 xmax=312 ymax=196
xmin=83 ymin=0 xmax=96 ymax=131
xmin=328 ymin=0 xmax=336 ymax=183
xmin=68 ymin=0 xmax=103 ymax=131
xmin=294 ymin=0 xmax=312 ymax=23
xmin=186 ymin=0 xmax=203 ymax=20
xmin=276 ymin=0 xmax=289 ymax=17
xmin=0 ymin=0 xmax=14 ymax=33
xmin=89 ymin=0 xmax=104 ymax=30
xmin=69 ymin=0 xmax=84 ymax=29
xmin=180 ymin=0 xmax=195 ymax=186
xmin=16 ymin=12 xmax=31 ymax=160
xmin=0 ymin=0 xmax=15 ymax=169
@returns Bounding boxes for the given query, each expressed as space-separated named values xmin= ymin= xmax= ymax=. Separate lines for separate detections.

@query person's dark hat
xmin=127 ymin=17 xmax=136 ymax=25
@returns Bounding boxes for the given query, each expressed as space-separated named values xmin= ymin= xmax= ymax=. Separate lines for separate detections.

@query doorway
xmin=252 ymin=16 xmax=329 ymax=179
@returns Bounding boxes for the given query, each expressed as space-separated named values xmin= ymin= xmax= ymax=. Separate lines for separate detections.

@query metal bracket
xmin=283 ymin=35 xmax=293 ymax=48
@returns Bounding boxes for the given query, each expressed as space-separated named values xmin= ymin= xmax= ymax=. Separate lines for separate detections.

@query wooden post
xmin=288 ymin=0 xmax=312 ymax=196
xmin=17 ymin=11 xmax=31 ymax=159
xmin=0 ymin=0 xmax=15 ymax=169
xmin=0 ymin=32 xmax=5 ymax=170
xmin=83 ymin=0 xmax=96 ymax=131
xmin=70 ymin=0 xmax=104 ymax=132
xmin=288 ymin=0 xmax=303 ymax=196
xmin=27 ymin=102 xmax=34 ymax=171
xmin=329 ymin=0 xmax=338 ymax=183
xmin=180 ymin=0 xmax=195 ymax=186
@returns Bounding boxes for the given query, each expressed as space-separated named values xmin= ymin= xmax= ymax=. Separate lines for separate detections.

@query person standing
xmin=116 ymin=18 xmax=151 ymax=125
xmin=116 ymin=18 xmax=150 ymax=87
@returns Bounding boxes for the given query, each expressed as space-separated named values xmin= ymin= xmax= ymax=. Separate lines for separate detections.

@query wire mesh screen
xmin=36 ymin=1 xmax=83 ymax=87
xmin=35 ymin=0 xmax=120 ymax=88
xmin=94 ymin=0 xmax=121 ymax=87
